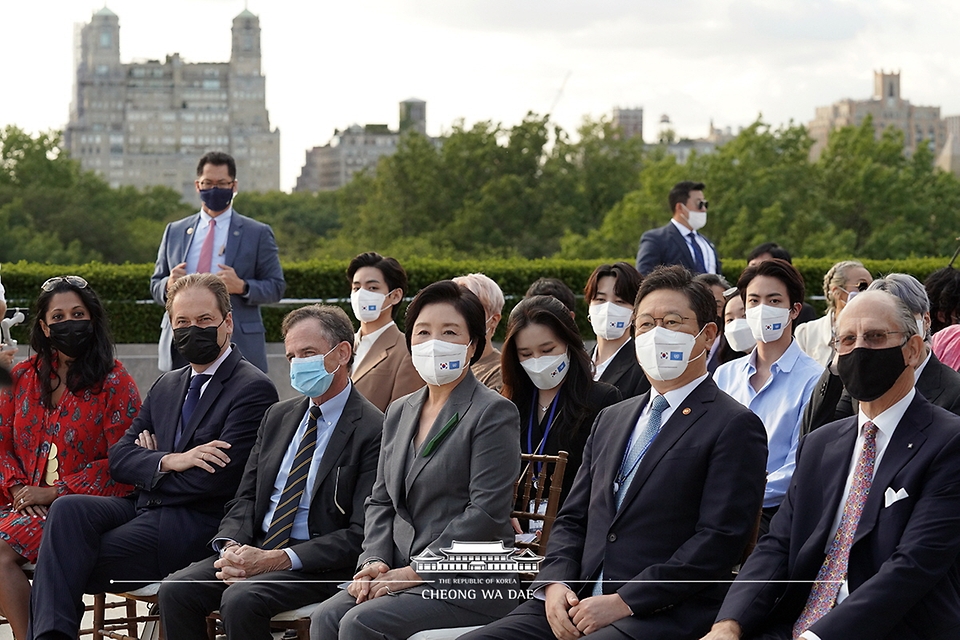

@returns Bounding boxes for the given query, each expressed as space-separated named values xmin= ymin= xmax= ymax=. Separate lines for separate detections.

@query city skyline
xmin=4 ymin=0 xmax=960 ymax=192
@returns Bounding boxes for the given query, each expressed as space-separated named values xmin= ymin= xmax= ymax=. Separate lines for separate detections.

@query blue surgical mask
xmin=199 ymin=186 xmax=234 ymax=213
xmin=289 ymin=346 xmax=340 ymax=398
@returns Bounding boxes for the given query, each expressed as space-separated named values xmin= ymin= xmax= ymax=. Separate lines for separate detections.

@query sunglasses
xmin=40 ymin=276 xmax=89 ymax=292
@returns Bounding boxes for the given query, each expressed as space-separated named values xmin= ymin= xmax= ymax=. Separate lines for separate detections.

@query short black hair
xmin=925 ymin=267 xmax=960 ymax=333
xmin=347 ymin=252 xmax=409 ymax=320
xmin=636 ymin=265 xmax=716 ymax=329
xmin=196 ymin=151 xmax=237 ymax=179
xmin=669 ymin=181 xmax=706 ymax=214
xmin=747 ymin=242 xmax=792 ymax=264
xmin=404 ymin=280 xmax=486 ymax=366
xmin=525 ymin=277 xmax=576 ymax=314
xmin=584 ymin=262 xmax=642 ymax=307
xmin=738 ymin=258 xmax=806 ymax=308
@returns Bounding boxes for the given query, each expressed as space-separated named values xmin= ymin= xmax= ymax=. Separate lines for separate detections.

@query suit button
xmin=607 ymin=533 xmax=617 ymax=543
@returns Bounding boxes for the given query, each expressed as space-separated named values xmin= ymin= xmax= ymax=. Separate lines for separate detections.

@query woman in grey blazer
xmin=311 ymin=280 xmax=521 ymax=640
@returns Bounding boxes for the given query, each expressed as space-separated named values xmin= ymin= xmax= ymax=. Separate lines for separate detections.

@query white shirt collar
xmin=856 ymin=386 xmax=916 ymax=440
xmin=191 ymin=344 xmax=233 ymax=378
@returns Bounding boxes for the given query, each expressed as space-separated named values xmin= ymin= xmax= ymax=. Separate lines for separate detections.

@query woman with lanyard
xmin=500 ymin=295 xmax=621 ymax=512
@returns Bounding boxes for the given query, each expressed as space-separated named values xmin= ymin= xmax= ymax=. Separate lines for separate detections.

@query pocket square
xmin=884 ymin=487 xmax=909 ymax=508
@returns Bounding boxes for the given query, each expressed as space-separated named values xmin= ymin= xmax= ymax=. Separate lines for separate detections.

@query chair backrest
xmin=511 ymin=450 xmax=568 ymax=557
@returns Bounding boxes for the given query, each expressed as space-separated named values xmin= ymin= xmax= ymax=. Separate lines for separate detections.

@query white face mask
xmin=520 ymin=351 xmax=570 ymax=390
xmin=634 ymin=326 xmax=704 ymax=381
xmin=724 ymin=318 xmax=757 ymax=353
xmin=411 ymin=339 xmax=469 ymax=386
xmin=351 ymin=288 xmax=391 ymax=323
xmin=745 ymin=304 xmax=792 ymax=343
xmin=589 ymin=302 xmax=632 ymax=341
xmin=683 ymin=205 xmax=707 ymax=231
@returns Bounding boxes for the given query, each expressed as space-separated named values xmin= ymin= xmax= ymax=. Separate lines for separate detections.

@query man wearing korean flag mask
xmin=715 ymin=258 xmax=822 ymax=537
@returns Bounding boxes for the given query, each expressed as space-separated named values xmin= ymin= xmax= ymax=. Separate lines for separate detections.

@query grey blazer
xmin=360 ymin=371 xmax=520 ymax=614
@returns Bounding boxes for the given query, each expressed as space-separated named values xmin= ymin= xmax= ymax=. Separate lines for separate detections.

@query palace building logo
xmin=411 ymin=541 xmax=544 ymax=574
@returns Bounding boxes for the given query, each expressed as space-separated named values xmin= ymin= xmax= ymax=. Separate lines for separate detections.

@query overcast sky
xmin=4 ymin=0 xmax=960 ymax=191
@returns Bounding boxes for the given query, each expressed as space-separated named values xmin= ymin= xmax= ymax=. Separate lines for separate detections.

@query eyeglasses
xmin=197 ymin=180 xmax=236 ymax=190
xmin=41 ymin=276 xmax=88 ymax=292
xmin=690 ymin=200 xmax=708 ymax=211
xmin=635 ymin=313 xmax=693 ymax=333
xmin=833 ymin=330 xmax=906 ymax=354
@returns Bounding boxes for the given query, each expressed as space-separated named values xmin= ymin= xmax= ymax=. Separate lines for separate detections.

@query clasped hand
xmin=544 ymin=583 xmax=632 ymax=639
xmin=9 ymin=484 xmax=57 ymax=517
xmin=347 ymin=562 xmax=423 ymax=603
xmin=214 ymin=544 xmax=291 ymax=584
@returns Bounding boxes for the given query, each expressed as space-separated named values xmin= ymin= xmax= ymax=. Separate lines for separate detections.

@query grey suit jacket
xmin=359 ymin=371 xmax=520 ymax=614
xmin=150 ymin=209 xmax=285 ymax=372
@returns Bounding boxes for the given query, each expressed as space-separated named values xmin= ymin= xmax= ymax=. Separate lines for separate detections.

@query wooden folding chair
xmin=93 ymin=583 xmax=163 ymax=640
xmin=205 ymin=602 xmax=318 ymax=640
xmin=512 ymin=450 xmax=569 ymax=564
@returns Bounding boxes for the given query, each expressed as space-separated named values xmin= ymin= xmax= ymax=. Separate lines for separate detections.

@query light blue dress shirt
xmin=185 ymin=208 xmax=233 ymax=274
xmin=714 ymin=340 xmax=823 ymax=508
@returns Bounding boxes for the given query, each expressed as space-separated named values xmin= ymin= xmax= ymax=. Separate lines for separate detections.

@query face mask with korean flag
xmin=634 ymin=326 xmax=705 ymax=381
xmin=589 ymin=302 xmax=633 ymax=340
xmin=351 ymin=288 xmax=391 ymax=323
xmin=521 ymin=351 xmax=571 ymax=390
xmin=411 ymin=339 xmax=469 ymax=386
xmin=745 ymin=304 xmax=792 ymax=343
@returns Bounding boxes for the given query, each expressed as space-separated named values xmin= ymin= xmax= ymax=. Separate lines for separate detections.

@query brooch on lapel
xmin=421 ymin=413 xmax=460 ymax=457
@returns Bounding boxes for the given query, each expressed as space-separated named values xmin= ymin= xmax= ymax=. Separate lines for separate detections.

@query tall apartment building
xmin=612 ymin=107 xmax=643 ymax=141
xmin=66 ymin=7 xmax=280 ymax=202
xmin=808 ymin=70 xmax=945 ymax=161
xmin=295 ymin=99 xmax=428 ymax=192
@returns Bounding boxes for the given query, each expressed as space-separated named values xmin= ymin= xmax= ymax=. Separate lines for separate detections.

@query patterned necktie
xmin=262 ymin=406 xmax=322 ymax=550
xmin=686 ymin=231 xmax=707 ymax=273
xmin=197 ymin=218 xmax=216 ymax=273
xmin=592 ymin=395 xmax=670 ymax=596
xmin=793 ymin=421 xmax=879 ymax=639
xmin=176 ymin=374 xmax=211 ymax=448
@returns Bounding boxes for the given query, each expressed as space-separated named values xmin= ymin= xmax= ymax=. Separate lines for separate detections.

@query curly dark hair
xmin=925 ymin=267 xmax=960 ymax=334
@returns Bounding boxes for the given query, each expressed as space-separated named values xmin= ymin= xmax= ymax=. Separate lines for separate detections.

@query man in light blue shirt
xmin=158 ymin=305 xmax=383 ymax=640
xmin=715 ymin=259 xmax=822 ymax=536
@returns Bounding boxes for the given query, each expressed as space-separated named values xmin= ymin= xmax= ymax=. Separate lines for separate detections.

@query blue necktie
xmin=176 ymin=374 xmax=211 ymax=447
xmin=687 ymin=232 xmax=707 ymax=273
xmin=593 ymin=395 xmax=669 ymax=596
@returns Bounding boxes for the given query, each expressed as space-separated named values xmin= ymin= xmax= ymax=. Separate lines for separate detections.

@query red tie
xmin=197 ymin=218 xmax=216 ymax=273
xmin=793 ymin=421 xmax=878 ymax=638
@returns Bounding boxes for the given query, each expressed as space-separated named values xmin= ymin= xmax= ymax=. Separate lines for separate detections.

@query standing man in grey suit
xmin=151 ymin=151 xmax=285 ymax=372
xmin=635 ymin=181 xmax=721 ymax=277
xmin=159 ymin=305 xmax=383 ymax=640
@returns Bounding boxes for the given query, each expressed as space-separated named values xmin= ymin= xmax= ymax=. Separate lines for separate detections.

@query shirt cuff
xmin=284 ymin=548 xmax=302 ymax=571
xmin=800 ymin=632 xmax=822 ymax=640
xmin=533 ymin=582 xmax=572 ymax=601
xmin=213 ymin=538 xmax=239 ymax=555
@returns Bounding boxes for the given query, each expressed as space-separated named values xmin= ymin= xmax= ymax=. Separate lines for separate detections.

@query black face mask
xmin=48 ymin=320 xmax=94 ymax=359
xmin=837 ymin=344 xmax=907 ymax=402
xmin=173 ymin=319 xmax=225 ymax=365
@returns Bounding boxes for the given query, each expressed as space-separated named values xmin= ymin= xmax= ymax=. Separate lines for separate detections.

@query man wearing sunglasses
xmin=635 ymin=181 xmax=721 ymax=277
xmin=151 ymin=151 xmax=285 ymax=373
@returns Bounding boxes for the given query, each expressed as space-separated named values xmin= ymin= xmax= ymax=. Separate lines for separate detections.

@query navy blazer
xmin=597 ymin=339 xmax=650 ymax=400
xmin=719 ymin=392 xmax=960 ymax=640
xmin=150 ymin=209 xmax=286 ymax=371
xmin=635 ymin=221 xmax=721 ymax=276
xmin=108 ymin=347 xmax=278 ymax=575
xmin=533 ymin=377 xmax=767 ymax=637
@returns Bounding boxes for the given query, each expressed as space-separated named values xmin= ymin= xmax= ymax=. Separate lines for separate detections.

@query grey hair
xmin=844 ymin=290 xmax=918 ymax=341
xmin=867 ymin=273 xmax=930 ymax=316
xmin=823 ymin=260 xmax=865 ymax=312
xmin=281 ymin=304 xmax=356 ymax=366
xmin=453 ymin=273 xmax=505 ymax=320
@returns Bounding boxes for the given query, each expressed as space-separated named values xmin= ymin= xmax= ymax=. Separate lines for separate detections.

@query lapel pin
xmin=186 ymin=227 xmax=194 ymax=235
xmin=233 ymin=230 xmax=240 ymax=236
xmin=907 ymin=443 xmax=913 ymax=449
xmin=682 ymin=408 xmax=691 ymax=415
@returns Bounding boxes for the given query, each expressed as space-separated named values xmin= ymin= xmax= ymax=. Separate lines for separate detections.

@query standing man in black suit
xmin=464 ymin=266 xmax=767 ymax=640
xmin=28 ymin=274 xmax=278 ymax=640
xmin=159 ymin=304 xmax=383 ymax=640
xmin=702 ymin=290 xmax=960 ymax=640
xmin=635 ymin=181 xmax=721 ymax=276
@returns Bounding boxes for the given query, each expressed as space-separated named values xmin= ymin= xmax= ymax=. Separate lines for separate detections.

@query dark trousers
xmin=459 ymin=599 xmax=631 ymax=640
xmin=28 ymin=496 xmax=163 ymax=640
xmin=159 ymin=555 xmax=341 ymax=640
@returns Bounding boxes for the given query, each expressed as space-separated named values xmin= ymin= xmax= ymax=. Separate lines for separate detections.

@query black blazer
xmin=597 ymin=339 xmax=650 ymax=400
xmin=720 ymin=393 xmax=960 ymax=639
xmin=534 ymin=378 xmax=767 ymax=637
xmin=635 ymin=222 xmax=720 ymax=276
xmin=108 ymin=347 xmax=278 ymax=574
xmin=216 ymin=387 xmax=383 ymax=576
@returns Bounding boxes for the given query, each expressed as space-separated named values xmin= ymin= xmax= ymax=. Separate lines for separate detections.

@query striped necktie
xmin=262 ymin=405 xmax=322 ymax=550
xmin=793 ymin=421 xmax=878 ymax=638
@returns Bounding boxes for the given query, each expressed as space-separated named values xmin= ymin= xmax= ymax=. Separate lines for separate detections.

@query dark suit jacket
xmin=150 ymin=210 xmax=286 ymax=371
xmin=216 ymin=387 xmax=383 ymax=576
xmin=108 ymin=347 xmax=278 ymax=574
xmin=534 ymin=378 xmax=767 ymax=637
xmin=598 ymin=338 xmax=650 ymax=400
xmin=351 ymin=324 xmax=424 ymax=412
xmin=635 ymin=222 xmax=721 ymax=276
xmin=719 ymin=393 xmax=960 ymax=640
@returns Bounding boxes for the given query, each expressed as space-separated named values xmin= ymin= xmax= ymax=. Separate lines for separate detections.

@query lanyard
xmin=613 ymin=400 xmax=663 ymax=494
xmin=526 ymin=391 xmax=561 ymax=475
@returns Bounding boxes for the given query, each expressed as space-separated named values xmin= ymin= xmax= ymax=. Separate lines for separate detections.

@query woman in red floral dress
xmin=0 ymin=276 xmax=141 ymax=639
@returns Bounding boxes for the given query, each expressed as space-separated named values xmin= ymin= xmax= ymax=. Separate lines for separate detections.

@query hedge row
xmin=1 ymin=257 xmax=952 ymax=343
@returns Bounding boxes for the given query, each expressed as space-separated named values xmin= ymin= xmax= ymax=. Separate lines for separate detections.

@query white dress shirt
xmin=592 ymin=340 xmax=630 ymax=381
xmin=186 ymin=208 xmax=233 ymax=274
xmin=353 ymin=321 xmax=395 ymax=370
xmin=670 ymin=219 xmax=716 ymax=274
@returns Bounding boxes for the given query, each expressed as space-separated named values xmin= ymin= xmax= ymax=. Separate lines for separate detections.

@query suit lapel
xmin=668 ymin=223 xmax=696 ymax=271
xmin=162 ymin=368 xmax=193 ymax=451
xmin=599 ymin=343 xmax=633 ymax=388
xmin=312 ymin=390 xmax=360 ymax=499
xmin=916 ymin=356 xmax=943 ymax=405
xmin=181 ymin=214 xmax=201 ymax=263
xmin=801 ymin=420 xmax=858 ymax=553
xmin=222 ymin=212 xmax=243 ymax=268
xmin=599 ymin=395 xmax=647 ymax=518
xmin=352 ymin=326 xmax=398 ymax=381
xmin=261 ymin=397 xmax=310 ymax=493
xmin=389 ymin=387 xmax=427 ymax=509
xmin=175 ymin=352 xmax=236 ymax=452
